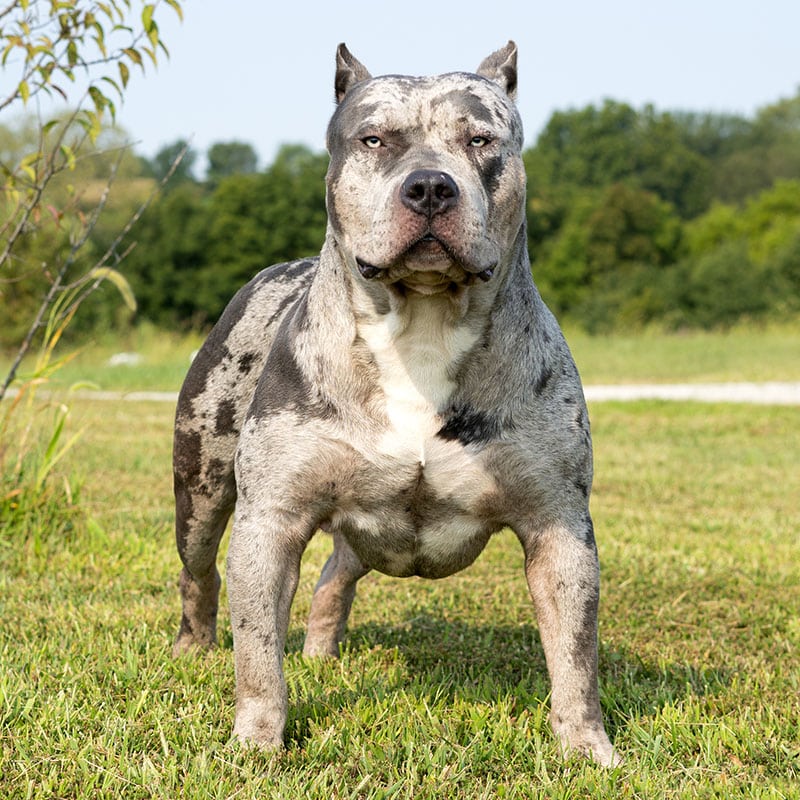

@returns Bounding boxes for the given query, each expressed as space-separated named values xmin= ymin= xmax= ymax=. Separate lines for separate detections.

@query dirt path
xmin=582 ymin=382 xmax=800 ymax=405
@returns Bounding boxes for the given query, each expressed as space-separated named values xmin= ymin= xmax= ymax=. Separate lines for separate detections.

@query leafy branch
xmin=0 ymin=141 xmax=189 ymax=401
xmin=0 ymin=0 xmax=185 ymax=526
xmin=1 ymin=0 xmax=185 ymax=401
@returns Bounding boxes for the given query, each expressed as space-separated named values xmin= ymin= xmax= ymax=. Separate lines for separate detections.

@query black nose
xmin=400 ymin=169 xmax=460 ymax=217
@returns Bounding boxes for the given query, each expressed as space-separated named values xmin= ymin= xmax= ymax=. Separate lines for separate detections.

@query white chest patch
xmin=358 ymin=297 xmax=478 ymax=466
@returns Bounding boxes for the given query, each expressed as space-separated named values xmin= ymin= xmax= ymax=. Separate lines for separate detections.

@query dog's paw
xmin=302 ymin=634 xmax=342 ymax=659
xmin=172 ymin=630 xmax=215 ymax=658
xmin=232 ymin=698 xmax=287 ymax=750
xmin=584 ymin=738 xmax=623 ymax=768
xmin=554 ymin=718 xmax=623 ymax=767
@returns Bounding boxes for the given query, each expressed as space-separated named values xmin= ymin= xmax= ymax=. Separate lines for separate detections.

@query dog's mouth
xmin=414 ymin=232 xmax=448 ymax=253
xmin=356 ymin=234 xmax=495 ymax=295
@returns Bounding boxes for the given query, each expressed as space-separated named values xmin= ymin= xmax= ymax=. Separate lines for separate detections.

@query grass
xmin=564 ymin=323 xmax=800 ymax=384
xmin=2 ymin=322 xmax=798 ymax=394
xmin=2 ymin=329 xmax=800 ymax=798
xmin=1 ymin=324 xmax=204 ymax=394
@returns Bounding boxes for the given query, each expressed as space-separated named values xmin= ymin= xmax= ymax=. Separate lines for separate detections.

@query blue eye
xmin=362 ymin=136 xmax=383 ymax=149
xmin=469 ymin=135 xmax=490 ymax=148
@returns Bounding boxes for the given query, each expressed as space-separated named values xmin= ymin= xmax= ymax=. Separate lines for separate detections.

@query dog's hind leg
xmin=173 ymin=488 xmax=234 ymax=655
xmin=172 ymin=420 xmax=236 ymax=656
xmin=303 ymin=533 xmax=370 ymax=657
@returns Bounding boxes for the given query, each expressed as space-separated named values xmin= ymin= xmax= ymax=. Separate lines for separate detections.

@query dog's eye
xmin=469 ymin=135 xmax=491 ymax=148
xmin=362 ymin=136 xmax=383 ymax=149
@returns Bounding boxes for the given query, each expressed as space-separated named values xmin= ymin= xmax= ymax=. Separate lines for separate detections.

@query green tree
xmin=710 ymin=92 xmax=800 ymax=203
xmin=672 ymin=110 xmax=753 ymax=162
xmin=634 ymin=108 xmax=712 ymax=218
xmin=523 ymin=95 xmax=800 ymax=329
xmin=771 ymin=228 xmax=800 ymax=307
xmin=123 ymin=144 xmax=329 ymax=327
xmin=686 ymin=180 xmax=800 ymax=264
xmin=206 ymin=140 xmax=258 ymax=185
xmin=526 ymin=100 xmax=711 ymax=218
xmin=530 ymin=188 xmax=596 ymax=314
xmin=151 ymin=138 xmax=197 ymax=185
xmin=656 ymin=180 xmax=800 ymax=328
xmin=123 ymin=182 xmax=210 ymax=326
xmin=662 ymin=243 xmax=775 ymax=329
xmin=533 ymin=184 xmax=683 ymax=329
xmin=528 ymin=101 xmax=641 ymax=189
xmin=584 ymin=183 xmax=683 ymax=274
xmin=198 ymin=144 xmax=328 ymax=319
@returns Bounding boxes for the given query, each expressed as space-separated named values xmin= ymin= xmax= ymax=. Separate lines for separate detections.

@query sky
xmin=111 ymin=0 xmax=800 ymax=173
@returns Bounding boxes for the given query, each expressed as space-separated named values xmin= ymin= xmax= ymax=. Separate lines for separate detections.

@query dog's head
xmin=325 ymin=43 xmax=526 ymax=298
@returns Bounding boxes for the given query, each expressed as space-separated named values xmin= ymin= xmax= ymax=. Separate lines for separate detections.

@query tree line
xmin=2 ymin=91 xmax=799 ymax=344
xmin=524 ymin=95 xmax=800 ymax=331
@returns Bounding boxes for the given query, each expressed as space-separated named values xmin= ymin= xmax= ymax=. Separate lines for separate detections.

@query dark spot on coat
xmin=237 ymin=352 xmax=258 ymax=375
xmin=571 ymin=593 xmax=599 ymax=673
xmin=583 ymin=514 xmax=597 ymax=549
xmin=174 ymin=260 xmax=316 ymax=421
xmin=176 ymin=364 xmax=208 ymax=420
xmin=429 ymin=88 xmax=496 ymax=125
xmin=174 ymin=490 xmax=193 ymax=555
xmin=247 ymin=294 xmax=341 ymax=422
xmin=265 ymin=258 xmax=318 ymax=284
xmin=437 ymin=403 xmax=503 ymax=446
xmin=206 ymin=458 xmax=228 ymax=486
xmin=173 ymin=429 xmax=202 ymax=485
xmin=480 ymin=154 xmax=505 ymax=195
xmin=249 ymin=334 xmax=310 ymax=419
xmin=214 ymin=399 xmax=237 ymax=436
xmin=533 ymin=365 xmax=553 ymax=396
xmin=248 ymin=292 xmax=342 ymax=423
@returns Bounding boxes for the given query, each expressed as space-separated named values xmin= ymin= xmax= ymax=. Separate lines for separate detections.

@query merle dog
xmin=172 ymin=42 xmax=619 ymax=766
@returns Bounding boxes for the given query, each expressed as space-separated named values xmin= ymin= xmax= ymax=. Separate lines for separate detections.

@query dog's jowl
xmin=172 ymin=42 xmax=620 ymax=766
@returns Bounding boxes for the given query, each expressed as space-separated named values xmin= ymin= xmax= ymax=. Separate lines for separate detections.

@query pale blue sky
xmin=114 ymin=0 xmax=800 ymax=170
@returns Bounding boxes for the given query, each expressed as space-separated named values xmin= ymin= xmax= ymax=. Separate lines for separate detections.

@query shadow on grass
xmin=278 ymin=612 xmax=730 ymax=746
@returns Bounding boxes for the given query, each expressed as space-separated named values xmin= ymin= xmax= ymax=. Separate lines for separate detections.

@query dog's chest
xmin=337 ymin=304 xmax=497 ymax=577
xmin=358 ymin=301 xmax=475 ymax=467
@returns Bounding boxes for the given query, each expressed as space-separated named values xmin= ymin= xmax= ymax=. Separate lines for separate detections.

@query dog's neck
xmin=302 ymin=225 xmax=538 ymax=416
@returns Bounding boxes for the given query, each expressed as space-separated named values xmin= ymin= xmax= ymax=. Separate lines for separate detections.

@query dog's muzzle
xmin=355 ymin=168 xmax=496 ymax=286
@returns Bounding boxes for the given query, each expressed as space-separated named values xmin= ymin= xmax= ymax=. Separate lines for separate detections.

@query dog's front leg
xmin=516 ymin=518 xmax=620 ymax=767
xmin=227 ymin=507 xmax=313 ymax=749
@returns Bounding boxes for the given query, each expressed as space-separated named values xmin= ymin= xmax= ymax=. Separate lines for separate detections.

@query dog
xmin=171 ymin=41 xmax=619 ymax=766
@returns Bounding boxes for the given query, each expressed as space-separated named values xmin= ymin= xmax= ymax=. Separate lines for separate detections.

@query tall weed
xmin=1 ymin=305 xmax=87 ymax=552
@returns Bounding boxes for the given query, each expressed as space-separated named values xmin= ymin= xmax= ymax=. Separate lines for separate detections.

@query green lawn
xmin=3 ymin=323 xmax=798 ymax=393
xmin=565 ymin=324 xmax=800 ymax=384
xmin=2 ymin=332 xmax=800 ymax=798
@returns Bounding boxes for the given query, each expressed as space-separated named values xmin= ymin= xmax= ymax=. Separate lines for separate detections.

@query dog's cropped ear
xmin=476 ymin=41 xmax=518 ymax=101
xmin=335 ymin=44 xmax=373 ymax=104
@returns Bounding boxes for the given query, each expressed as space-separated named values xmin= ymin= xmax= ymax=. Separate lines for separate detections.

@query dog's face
xmin=325 ymin=51 xmax=526 ymax=296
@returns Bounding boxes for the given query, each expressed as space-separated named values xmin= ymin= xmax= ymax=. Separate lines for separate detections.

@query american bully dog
xmin=172 ymin=41 xmax=619 ymax=766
